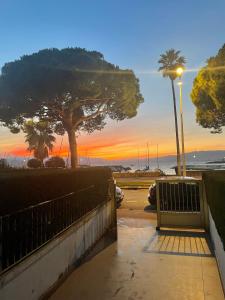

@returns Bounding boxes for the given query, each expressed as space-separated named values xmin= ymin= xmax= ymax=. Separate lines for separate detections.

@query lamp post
xmin=176 ymin=67 xmax=186 ymax=176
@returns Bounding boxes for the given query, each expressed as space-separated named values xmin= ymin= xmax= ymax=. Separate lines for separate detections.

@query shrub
xmin=203 ymin=171 xmax=225 ymax=249
xmin=27 ymin=158 xmax=42 ymax=168
xmin=0 ymin=167 xmax=112 ymax=215
xmin=45 ymin=156 xmax=65 ymax=168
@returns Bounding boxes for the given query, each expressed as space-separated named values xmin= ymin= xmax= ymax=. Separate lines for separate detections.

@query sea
xmin=3 ymin=150 xmax=225 ymax=175
xmin=114 ymin=155 xmax=225 ymax=175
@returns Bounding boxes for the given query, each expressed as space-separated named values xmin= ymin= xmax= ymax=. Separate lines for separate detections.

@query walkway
xmin=49 ymin=207 xmax=224 ymax=300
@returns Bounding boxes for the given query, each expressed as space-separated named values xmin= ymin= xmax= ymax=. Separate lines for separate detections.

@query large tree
xmin=0 ymin=48 xmax=143 ymax=167
xmin=158 ymin=49 xmax=186 ymax=175
xmin=191 ymin=44 xmax=225 ymax=133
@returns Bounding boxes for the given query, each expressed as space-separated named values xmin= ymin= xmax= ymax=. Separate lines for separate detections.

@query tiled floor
xmin=49 ymin=210 xmax=224 ymax=300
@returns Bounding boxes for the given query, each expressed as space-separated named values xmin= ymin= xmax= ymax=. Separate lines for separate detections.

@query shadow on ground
xmin=144 ymin=205 xmax=156 ymax=212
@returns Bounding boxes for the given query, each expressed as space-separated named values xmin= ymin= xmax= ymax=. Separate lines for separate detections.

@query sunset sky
xmin=0 ymin=0 xmax=225 ymax=161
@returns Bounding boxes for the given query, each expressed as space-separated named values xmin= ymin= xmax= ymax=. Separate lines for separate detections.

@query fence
xmin=0 ymin=181 xmax=113 ymax=272
xmin=156 ymin=178 xmax=205 ymax=229
xmin=158 ymin=181 xmax=200 ymax=212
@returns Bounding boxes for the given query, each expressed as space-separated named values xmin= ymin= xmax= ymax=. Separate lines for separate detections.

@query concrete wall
xmin=209 ymin=209 xmax=225 ymax=292
xmin=186 ymin=170 xmax=203 ymax=178
xmin=113 ymin=171 xmax=162 ymax=178
xmin=0 ymin=199 xmax=116 ymax=300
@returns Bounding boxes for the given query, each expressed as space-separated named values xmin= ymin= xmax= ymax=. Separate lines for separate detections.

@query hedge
xmin=203 ymin=171 xmax=225 ymax=249
xmin=0 ymin=167 xmax=112 ymax=216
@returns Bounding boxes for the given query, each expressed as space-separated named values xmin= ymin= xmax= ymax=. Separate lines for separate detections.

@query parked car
xmin=115 ymin=186 xmax=124 ymax=207
xmin=148 ymin=183 xmax=157 ymax=206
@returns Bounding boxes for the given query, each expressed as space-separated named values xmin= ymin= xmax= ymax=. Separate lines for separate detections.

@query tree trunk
xmin=171 ymin=79 xmax=181 ymax=176
xmin=67 ymin=128 xmax=78 ymax=168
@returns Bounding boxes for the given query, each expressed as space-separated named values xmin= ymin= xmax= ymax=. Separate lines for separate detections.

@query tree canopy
xmin=0 ymin=48 xmax=143 ymax=167
xmin=191 ymin=44 xmax=225 ymax=133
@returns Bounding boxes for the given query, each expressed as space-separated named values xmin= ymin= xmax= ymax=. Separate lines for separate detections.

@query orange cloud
xmin=9 ymin=148 xmax=30 ymax=157
xmin=2 ymin=132 xmax=225 ymax=161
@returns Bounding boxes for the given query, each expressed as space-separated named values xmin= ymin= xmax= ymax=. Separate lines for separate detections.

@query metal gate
xmin=156 ymin=177 xmax=206 ymax=230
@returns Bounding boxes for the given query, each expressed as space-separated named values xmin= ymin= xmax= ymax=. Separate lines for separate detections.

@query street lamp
xmin=176 ymin=67 xmax=186 ymax=176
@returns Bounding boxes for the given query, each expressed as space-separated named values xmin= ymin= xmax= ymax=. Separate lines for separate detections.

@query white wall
xmin=0 ymin=200 xmax=115 ymax=300
xmin=209 ymin=208 xmax=225 ymax=292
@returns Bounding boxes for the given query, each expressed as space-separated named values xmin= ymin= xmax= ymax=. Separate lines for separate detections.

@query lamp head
xmin=176 ymin=67 xmax=184 ymax=77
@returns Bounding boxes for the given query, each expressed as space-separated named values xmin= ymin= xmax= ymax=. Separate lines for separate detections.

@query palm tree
xmin=23 ymin=120 xmax=56 ymax=164
xmin=158 ymin=49 xmax=186 ymax=175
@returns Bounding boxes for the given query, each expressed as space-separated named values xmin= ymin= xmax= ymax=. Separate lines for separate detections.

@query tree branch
xmin=74 ymin=99 xmax=109 ymax=128
xmin=42 ymin=101 xmax=64 ymax=121
xmin=78 ymin=98 xmax=112 ymax=104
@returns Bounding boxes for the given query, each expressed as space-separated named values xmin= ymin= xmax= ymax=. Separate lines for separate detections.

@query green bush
xmin=0 ymin=167 xmax=112 ymax=216
xmin=27 ymin=158 xmax=42 ymax=168
xmin=203 ymin=171 xmax=225 ymax=249
xmin=45 ymin=156 xmax=65 ymax=168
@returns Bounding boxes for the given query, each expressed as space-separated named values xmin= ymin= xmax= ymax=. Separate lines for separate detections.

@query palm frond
xmin=158 ymin=48 xmax=186 ymax=80
xmin=23 ymin=119 xmax=56 ymax=160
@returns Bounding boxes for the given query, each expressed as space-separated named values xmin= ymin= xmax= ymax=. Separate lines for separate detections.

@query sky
xmin=0 ymin=0 xmax=225 ymax=161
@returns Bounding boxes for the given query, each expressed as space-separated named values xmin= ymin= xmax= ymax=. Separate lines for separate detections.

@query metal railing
xmin=158 ymin=181 xmax=200 ymax=212
xmin=0 ymin=183 xmax=112 ymax=272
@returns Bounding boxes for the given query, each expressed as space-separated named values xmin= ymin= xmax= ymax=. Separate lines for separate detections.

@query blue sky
xmin=0 ymin=0 xmax=225 ymax=159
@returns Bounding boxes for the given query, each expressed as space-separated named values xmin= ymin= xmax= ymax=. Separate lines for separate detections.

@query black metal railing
xmin=0 ymin=183 xmax=112 ymax=272
xmin=158 ymin=182 xmax=200 ymax=212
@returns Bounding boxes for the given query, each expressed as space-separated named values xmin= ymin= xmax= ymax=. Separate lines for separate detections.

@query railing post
xmin=156 ymin=181 xmax=161 ymax=231
xmin=109 ymin=178 xmax=117 ymax=240
xmin=202 ymin=180 xmax=209 ymax=232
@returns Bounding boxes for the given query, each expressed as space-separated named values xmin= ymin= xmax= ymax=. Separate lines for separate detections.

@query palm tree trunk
xmin=67 ymin=128 xmax=78 ymax=168
xmin=171 ymin=79 xmax=181 ymax=176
